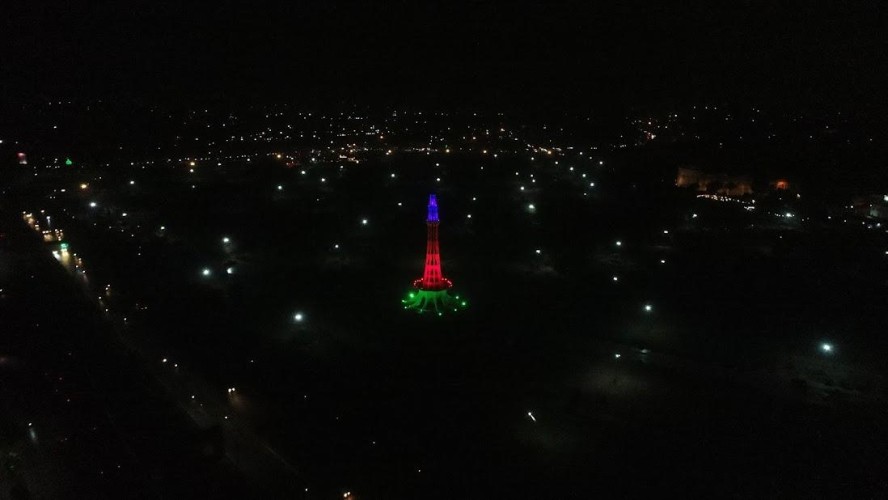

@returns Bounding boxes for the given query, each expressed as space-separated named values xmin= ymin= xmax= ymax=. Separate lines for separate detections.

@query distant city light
xmin=613 ymin=276 xmax=619 ymax=281
xmin=89 ymin=201 xmax=97 ymax=208
xmin=527 ymin=411 xmax=536 ymax=422
xmin=535 ymin=249 xmax=541 ymax=254
xmin=226 ymin=267 xmax=234 ymax=275
xmin=277 ymin=185 xmax=283 ymax=190
xmin=223 ymin=237 xmax=230 ymax=244
xmin=361 ymin=218 xmax=368 ymax=225
xmin=821 ymin=342 xmax=833 ymax=353
xmin=201 ymin=268 xmax=211 ymax=277
xmin=615 ymin=240 xmax=622 ymax=247
xmin=294 ymin=312 xmax=304 ymax=322
xmin=644 ymin=304 xmax=653 ymax=312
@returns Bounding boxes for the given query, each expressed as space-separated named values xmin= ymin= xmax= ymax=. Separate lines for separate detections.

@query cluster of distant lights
xmin=18 ymin=113 xmax=868 ymax=479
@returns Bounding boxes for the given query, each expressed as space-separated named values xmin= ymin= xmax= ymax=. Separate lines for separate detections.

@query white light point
xmin=535 ymin=249 xmax=541 ymax=255
xmin=615 ymin=240 xmax=622 ymax=247
xmin=644 ymin=304 xmax=653 ymax=312
xmin=201 ymin=268 xmax=211 ymax=277
xmin=821 ymin=343 xmax=833 ymax=353
xmin=294 ymin=312 xmax=304 ymax=322
xmin=527 ymin=411 xmax=536 ymax=422
xmin=361 ymin=219 xmax=368 ymax=225
xmin=226 ymin=267 xmax=234 ymax=275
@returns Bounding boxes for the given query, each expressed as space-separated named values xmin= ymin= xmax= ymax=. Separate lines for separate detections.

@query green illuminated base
xmin=402 ymin=289 xmax=467 ymax=316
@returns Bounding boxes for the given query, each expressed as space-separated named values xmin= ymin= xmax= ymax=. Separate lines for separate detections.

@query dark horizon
xmin=2 ymin=1 xmax=884 ymax=113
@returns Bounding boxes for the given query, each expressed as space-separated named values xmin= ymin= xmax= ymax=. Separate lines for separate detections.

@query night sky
xmin=2 ymin=1 xmax=885 ymax=110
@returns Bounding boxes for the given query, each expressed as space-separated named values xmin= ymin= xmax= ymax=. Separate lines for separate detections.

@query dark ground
xmin=3 ymin=151 xmax=888 ymax=498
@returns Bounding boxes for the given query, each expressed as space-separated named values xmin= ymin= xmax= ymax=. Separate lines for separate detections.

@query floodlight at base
xmin=402 ymin=289 xmax=467 ymax=315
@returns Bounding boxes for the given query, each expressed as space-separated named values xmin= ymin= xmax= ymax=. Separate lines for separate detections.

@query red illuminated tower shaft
xmin=417 ymin=194 xmax=452 ymax=290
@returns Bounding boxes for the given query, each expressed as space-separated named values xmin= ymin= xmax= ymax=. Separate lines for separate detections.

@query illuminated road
xmin=2 ymin=210 xmax=305 ymax=498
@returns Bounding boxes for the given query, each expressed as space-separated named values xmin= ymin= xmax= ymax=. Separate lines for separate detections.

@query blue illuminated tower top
xmin=427 ymin=194 xmax=439 ymax=222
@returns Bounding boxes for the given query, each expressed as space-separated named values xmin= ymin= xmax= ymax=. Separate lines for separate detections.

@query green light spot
xmin=401 ymin=289 xmax=466 ymax=316
xmin=65 ymin=158 xmax=73 ymax=166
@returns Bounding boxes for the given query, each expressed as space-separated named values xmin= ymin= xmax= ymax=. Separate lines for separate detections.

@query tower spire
xmin=419 ymin=194 xmax=449 ymax=290
xmin=427 ymin=194 xmax=439 ymax=222
xmin=403 ymin=194 xmax=465 ymax=315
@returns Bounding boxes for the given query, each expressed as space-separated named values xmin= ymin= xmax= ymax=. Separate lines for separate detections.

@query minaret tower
xmin=415 ymin=194 xmax=451 ymax=290
xmin=403 ymin=194 xmax=466 ymax=315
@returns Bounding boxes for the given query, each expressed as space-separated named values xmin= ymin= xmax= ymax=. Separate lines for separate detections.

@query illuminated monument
xmin=402 ymin=194 xmax=466 ymax=315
